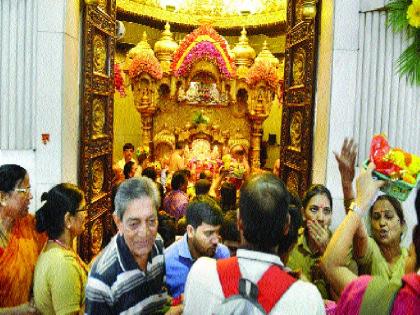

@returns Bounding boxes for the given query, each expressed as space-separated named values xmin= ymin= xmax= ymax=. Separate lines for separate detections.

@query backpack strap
xmin=217 ymin=257 xmax=241 ymax=298
xmin=257 ymin=265 xmax=297 ymax=313
xmin=217 ymin=257 xmax=297 ymax=313
xmin=359 ymin=276 xmax=402 ymax=315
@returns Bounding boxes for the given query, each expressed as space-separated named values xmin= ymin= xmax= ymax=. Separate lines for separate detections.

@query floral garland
xmin=114 ymin=63 xmax=126 ymax=97
xmin=128 ymin=53 xmax=163 ymax=81
xmin=136 ymin=145 xmax=150 ymax=157
xmin=246 ymin=60 xmax=280 ymax=90
xmin=175 ymin=41 xmax=234 ymax=79
xmin=171 ymin=25 xmax=236 ymax=79
xmin=387 ymin=0 xmax=420 ymax=85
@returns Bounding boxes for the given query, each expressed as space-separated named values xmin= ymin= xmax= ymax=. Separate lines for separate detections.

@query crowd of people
xmin=0 ymin=137 xmax=419 ymax=314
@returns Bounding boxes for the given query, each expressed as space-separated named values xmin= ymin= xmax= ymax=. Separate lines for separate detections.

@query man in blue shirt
xmin=165 ymin=195 xmax=230 ymax=298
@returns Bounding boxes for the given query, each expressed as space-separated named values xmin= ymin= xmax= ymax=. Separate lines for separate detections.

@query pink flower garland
xmin=246 ymin=60 xmax=279 ymax=90
xmin=175 ymin=41 xmax=234 ymax=79
xmin=171 ymin=25 xmax=236 ymax=78
xmin=114 ymin=63 xmax=126 ymax=97
xmin=128 ymin=54 xmax=163 ymax=81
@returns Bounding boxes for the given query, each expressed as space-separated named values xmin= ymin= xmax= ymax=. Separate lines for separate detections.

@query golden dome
xmin=232 ymin=28 xmax=256 ymax=67
xmin=254 ymin=40 xmax=279 ymax=65
xmin=154 ymin=22 xmax=179 ymax=61
xmin=126 ymin=31 xmax=156 ymax=69
xmin=128 ymin=32 xmax=155 ymax=58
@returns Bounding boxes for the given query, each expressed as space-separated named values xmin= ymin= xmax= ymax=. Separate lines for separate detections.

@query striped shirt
xmin=85 ymin=234 xmax=168 ymax=314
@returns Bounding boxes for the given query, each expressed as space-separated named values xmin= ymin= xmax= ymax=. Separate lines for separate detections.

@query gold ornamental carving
xmin=153 ymin=127 xmax=176 ymax=149
xmin=286 ymin=171 xmax=299 ymax=196
xmin=302 ymin=0 xmax=317 ymax=20
xmin=92 ymin=97 xmax=106 ymax=138
xmin=294 ymin=0 xmax=304 ymax=24
xmin=233 ymin=28 xmax=256 ymax=68
xmin=98 ymin=0 xmax=107 ymax=11
xmin=232 ymin=96 xmax=247 ymax=118
xmin=125 ymin=23 xmax=283 ymax=170
xmin=91 ymin=218 xmax=104 ymax=256
xmin=117 ymin=0 xmax=287 ymax=29
xmin=228 ymin=129 xmax=250 ymax=152
xmin=85 ymin=0 xmax=99 ymax=5
xmin=254 ymin=41 xmax=279 ymax=66
xmin=154 ymin=22 xmax=178 ymax=73
xmin=93 ymin=34 xmax=107 ymax=74
xmin=92 ymin=159 xmax=104 ymax=195
xmin=292 ymin=48 xmax=305 ymax=86
xmin=289 ymin=111 xmax=303 ymax=151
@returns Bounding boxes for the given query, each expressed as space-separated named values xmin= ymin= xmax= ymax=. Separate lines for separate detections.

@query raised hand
xmin=334 ymin=138 xmax=357 ymax=184
xmin=354 ymin=162 xmax=385 ymax=214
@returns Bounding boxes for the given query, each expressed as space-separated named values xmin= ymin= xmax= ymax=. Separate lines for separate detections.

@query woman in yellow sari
xmin=33 ymin=183 xmax=88 ymax=315
xmin=0 ymin=164 xmax=46 ymax=314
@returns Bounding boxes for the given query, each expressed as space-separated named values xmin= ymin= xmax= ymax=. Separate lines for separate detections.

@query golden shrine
xmin=122 ymin=21 xmax=283 ymax=171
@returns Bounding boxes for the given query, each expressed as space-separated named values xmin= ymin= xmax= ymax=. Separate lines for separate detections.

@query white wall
xmin=325 ymin=0 xmax=419 ymax=247
xmin=0 ymin=0 xmax=81 ymax=212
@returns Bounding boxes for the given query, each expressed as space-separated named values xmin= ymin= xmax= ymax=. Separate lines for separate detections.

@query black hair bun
xmin=35 ymin=207 xmax=48 ymax=232
xmin=41 ymin=192 xmax=48 ymax=202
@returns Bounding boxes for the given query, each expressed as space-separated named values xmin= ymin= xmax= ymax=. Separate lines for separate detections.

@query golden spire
xmin=232 ymin=27 xmax=256 ymax=67
xmin=254 ymin=40 xmax=279 ymax=65
xmin=154 ymin=22 xmax=179 ymax=65
xmin=128 ymin=32 xmax=154 ymax=59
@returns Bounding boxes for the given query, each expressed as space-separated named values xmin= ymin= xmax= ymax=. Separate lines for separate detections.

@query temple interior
xmin=113 ymin=0 xmax=287 ymax=172
xmin=0 ymin=0 xmax=419 ymax=286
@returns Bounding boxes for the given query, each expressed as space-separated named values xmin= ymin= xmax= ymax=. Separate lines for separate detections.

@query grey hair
xmin=114 ymin=177 xmax=160 ymax=220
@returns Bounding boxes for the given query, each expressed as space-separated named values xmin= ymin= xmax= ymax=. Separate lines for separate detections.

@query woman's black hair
xmin=158 ymin=212 xmax=177 ymax=248
xmin=0 ymin=164 xmax=27 ymax=193
xmin=220 ymin=182 xmax=237 ymax=212
xmin=123 ymin=161 xmax=135 ymax=179
xmin=370 ymin=194 xmax=405 ymax=224
xmin=35 ymin=183 xmax=84 ymax=239
xmin=278 ymin=199 xmax=303 ymax=257
xmin=171 ymin=171 xmax=187 ymax=190
xmin=220 ymin=210 xmax=240 ymax=242
xmin=302 ymin=184 xmax=333 ymax=211
xmin=137 ymin=152 xmax=148 ymax=166
xmin=142 ymin=167 xmax=157 ymax=181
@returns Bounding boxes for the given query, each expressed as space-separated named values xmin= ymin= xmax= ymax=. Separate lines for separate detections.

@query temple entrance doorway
xmin=77 ymin=0 xmax=321 ymax=260
xmin=280 ymin=0 xmax=321 ymax=197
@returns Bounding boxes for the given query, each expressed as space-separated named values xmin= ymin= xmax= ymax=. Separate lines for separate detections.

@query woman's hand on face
xmin=308 ymin=220 xmax=329 ymax=254
xmin=355 ymin=162 xmax=385 ymax=213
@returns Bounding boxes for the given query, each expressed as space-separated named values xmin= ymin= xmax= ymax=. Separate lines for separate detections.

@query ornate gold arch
xmin=117 ymin=0 xmax=286 ymax=29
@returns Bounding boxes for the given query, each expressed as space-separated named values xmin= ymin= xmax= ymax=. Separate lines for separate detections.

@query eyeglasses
xmin=125 ymin=218 xmax=157 ymax=232
xmin=14 ymin=187 xmax=31 ymax=194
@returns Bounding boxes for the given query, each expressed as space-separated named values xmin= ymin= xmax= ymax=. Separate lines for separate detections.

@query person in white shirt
xmin=183 ymin=173 xmax=325 ymax=315
xmin=115 ymin=143 xmax=135 ymax=170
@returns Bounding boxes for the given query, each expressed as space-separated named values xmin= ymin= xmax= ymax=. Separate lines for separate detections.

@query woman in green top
xmin=358 ymin=195 xmax=408 ymax=282
xmin=33 ymin=183 xmax=88 ymax=315
xmin=288 ymin=139 xmax=360 ymax=300
xmin=287 ymin=184 xmax=335 ymax=299
xmin=334 ymin=138 xmax=408 ymax=288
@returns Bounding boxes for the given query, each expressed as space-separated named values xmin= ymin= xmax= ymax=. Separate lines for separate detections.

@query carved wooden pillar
xmin=137 ymin=93 xmax=156 ymax=152
xmin=249 ymin=98 xmax=268 ymax=169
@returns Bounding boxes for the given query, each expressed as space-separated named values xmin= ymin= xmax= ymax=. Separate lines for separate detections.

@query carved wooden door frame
xmin=79 ymin=0 xmax=116 ymax=262
xmin=280 ymin=0 xmax=320 ymax=197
